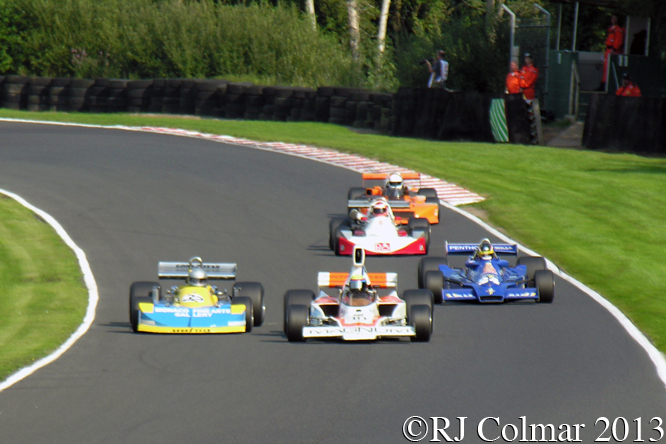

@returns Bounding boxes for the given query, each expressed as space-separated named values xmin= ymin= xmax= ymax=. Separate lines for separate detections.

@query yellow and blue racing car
xmin=129 ymin=257 xmax=265 ymax=334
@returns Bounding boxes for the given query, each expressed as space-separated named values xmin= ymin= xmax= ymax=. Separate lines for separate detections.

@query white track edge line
xmin=0 ymin=189 xmax=99 ymax=392
xmin=2 ymin=117 xmax=665 ymax=388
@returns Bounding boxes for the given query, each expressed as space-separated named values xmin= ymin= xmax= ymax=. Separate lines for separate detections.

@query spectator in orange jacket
xmin=505 ymin=61 xmax=522 ymax=94
xmin=616 ymin=74 xmax=641 ymax=97
xmin=520 ymin=53 xmax=539 ymax=100
xmin=602 ymin=14 xmax=625 ymax=87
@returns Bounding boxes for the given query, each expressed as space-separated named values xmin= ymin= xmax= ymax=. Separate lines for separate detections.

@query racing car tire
xmin=347 ymin=187 xmax=368 ymax=200
xmin=535 ymin=270 xmax=555 ymax=303
xmin=424 ymin=271 xmax=445 ymax=304
xmin=286 ymin=305 xmax=309 ymax=342
xmin=417 ymin=188 xmax=438 ymax=199
xmin=232 ymin=296 xmax=253 ymax=333
xmin=517 ymin=256 xmax=547 ymax=283
xmin=333 ymin=227 xmax=345 ymax=256
xmin=403 ymin=289 xmax=434 ymax=317
xmin=283 ymin=290 xmax=315 ymax=334
xmin=425 ymin=197 xmax=440 ymax=205
xmin=417 ymin=257 xmax=447 ymax=289
xmin=409 ymin=305 xmax=432 ymax=342
xmin=233 ymin=282 xmax=265 ymax=327
xmin=129 ymin=281 xmax=160 ymax=333
xmin=329 ymin=217 xmax=349 ymax=251
xmin=408 ymin=217 xmax=431 ymax=235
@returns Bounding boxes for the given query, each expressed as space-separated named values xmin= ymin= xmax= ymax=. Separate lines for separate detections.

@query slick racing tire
xmin=409 ymin=305 xmax=432 ymax=342
xmin=403 ymin=289 xmax=434 ymax=320
xmin=329 ymin=217 xmax=348 ymax=251
xmin=417 ymin=188 xmax=438 ymax=199
xmin=283 ymin=290 xmax=315 ymax=334
xmin=535 ymin=270 xmax=555 ymax=303
xmin=233 ymin=296 xmax=254 ymax=333
xmin=286 ymin=305 xmax=309 ymax=342
xmin=347 ymin=187 xmax=367 ymax=200
xmin=517 ymin=256 xmax=547 ymax=284
xmin=417 ymin=257 xmax=447 ymax=289
xmin=408 ymin=217 xmax=431 ymax=235
xmin=424 ymin=271 xmax=445 ymax=304
xmin=234 ymin=282 xmax=265 ymax=326
xmin=129 ymin=281 xmax=160 ymax=333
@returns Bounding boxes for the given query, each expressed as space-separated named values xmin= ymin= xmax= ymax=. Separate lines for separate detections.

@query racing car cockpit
xmin=384 ymin=173 xmax=408 ymax=200
xmin=341 ymin=275 xmax=376 ymax=306
xmin=187 ymin=267 xmax=208 ymax=287
xmin=465 ymin=239 xmax=509 ymax=282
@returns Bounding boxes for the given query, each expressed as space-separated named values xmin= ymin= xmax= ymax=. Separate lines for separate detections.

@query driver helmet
xmin=385 ymin=173 xmax=404 ymax=199
xmin=477 ymin=239 xmax=495 ymax=260
xmin=188 ymin=267 xmax=208 ymax=286
xmin=370 ymin=198 xmax=389 ymax=217
xmin=349 ymin=275 xmax=368 ymax=293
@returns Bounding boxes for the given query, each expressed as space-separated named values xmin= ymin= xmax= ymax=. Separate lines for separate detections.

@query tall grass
xmin=5 ymin=0 xmax=353 ymax=87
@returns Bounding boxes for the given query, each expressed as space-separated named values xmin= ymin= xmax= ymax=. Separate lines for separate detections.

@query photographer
xmin=423 ymin=50 xmax=449 ymax=89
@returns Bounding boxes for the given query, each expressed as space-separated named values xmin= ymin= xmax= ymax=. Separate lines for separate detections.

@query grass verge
xmin=0 ymin=193 xmax=87 ymax=381
xmin=1 ymin=110 xmax=665 ymax=354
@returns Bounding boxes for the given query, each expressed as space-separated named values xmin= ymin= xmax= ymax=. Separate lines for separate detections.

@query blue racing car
xmin=417 ymin=239 xmax=554 ymax=304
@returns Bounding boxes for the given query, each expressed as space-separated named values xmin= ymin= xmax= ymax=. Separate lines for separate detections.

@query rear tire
xmin=283 ymin=290 xmax=315 ymax=333
xmin=286 ymin=305 xmax=309 ymax=342
xmin=535 ymin=270 xmax=555 ymax=303
xmin=233 ymin=296 xmax=253 ymax=332
xmin=347 ymin=187 xmax=368 ymax=200
xmin=518 ymin=256 xmax=547 ymax=283
xmin=409 ymin=305 xmax=432 ymax=342
xmin=418 ymin=257 xmax=447 ymax=288
xmin=424 ymin=271 xmax=445 ymax=304
xmin=417 ymin=188 xmax=438 ymax=199
xmin=129 ymin=281 xmax=159 ymax=333
xmin=233 ymin=282 xmax=265 ymax=326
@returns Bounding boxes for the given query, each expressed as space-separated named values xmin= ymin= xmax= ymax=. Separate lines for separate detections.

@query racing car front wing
xmin=136 ymin=302 xmax=248 ymax=333
xmin=440 ymin=288 xmax=539 ymax=303
xmin=303 ymin=325 xmax=416 ymax=340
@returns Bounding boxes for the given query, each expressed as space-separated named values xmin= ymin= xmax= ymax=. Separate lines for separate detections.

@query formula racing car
xmin=329 ymin=197 xmax=430 ymax=255
xmin=347 ymin=172 xmax=440 ymax=224
xmin=417 ymin=239 xmax=554 ymax=304
xmin=283 ymin=247 xmax=433 ymax=342
xmin=129 ymin=256 xmax=265 ymax=333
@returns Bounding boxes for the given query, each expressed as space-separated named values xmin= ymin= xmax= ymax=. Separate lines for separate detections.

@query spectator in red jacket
xmin=602 ymin=14 xmax=625 ymax=88
xmin=505 ymin=61 xmax=522 ymax=94
xmin=616 ymin=74 xmax=641 ymax=97
xmin=520 ymin=53 xmax=538 ymax=100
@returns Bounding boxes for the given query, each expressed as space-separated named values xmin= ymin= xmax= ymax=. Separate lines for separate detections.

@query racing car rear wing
xmin=446 ymin=242 xmax=519 ymax=255
xmin=362 ymin=173 xmax=421 ymax=181
xmin=317 ymin=272 xmax=398 ymax=289
xmin=347 ymin=199 xmax=412 ymax=209
xmin=158 ymin=261 xmax=237 ymax=280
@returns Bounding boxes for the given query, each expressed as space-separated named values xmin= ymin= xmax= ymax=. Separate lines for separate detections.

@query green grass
xmin=0 ymin=194 xmax=87 ymax=381
xmin=1 ymin=109 xmax=665 ymax=355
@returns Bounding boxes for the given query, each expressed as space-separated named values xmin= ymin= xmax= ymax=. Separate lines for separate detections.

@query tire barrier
xmin=0 ymin=76 xmax=538 ymax=144
xmin=584 ymin=94 xmax=666 ymax=155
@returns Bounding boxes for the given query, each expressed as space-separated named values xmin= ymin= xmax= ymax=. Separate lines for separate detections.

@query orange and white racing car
xmin=347 ymin=172 xmax=440 ymax=224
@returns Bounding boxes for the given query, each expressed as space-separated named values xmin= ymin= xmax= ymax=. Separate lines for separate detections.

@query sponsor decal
xmin=181 ymin=293 xmax=205 ymax=303
xmin=375 ymin=242 xmax=391 ymax=252
xmin=444 ymin=293 xmax=475 ymax=299
xmin=228 ymin=321 xmax=246 ymax=326
xmin=155 ymin=307 xmax=191 ymax=317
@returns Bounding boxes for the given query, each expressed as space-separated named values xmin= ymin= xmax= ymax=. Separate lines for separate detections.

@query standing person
xmin=601 ymin=14 xmax=625 ymax=90
xmin=520 ymin=53 xmax=539 ymax=100
xmin=425 ymin=50 xmax=449 ymax=89
xmin=615 ymin=73 xmax=641 ymax=97
xmin=505 ymin=61 xmax=522 ymax=94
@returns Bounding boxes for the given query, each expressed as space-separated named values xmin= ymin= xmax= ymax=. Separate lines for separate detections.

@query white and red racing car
xmin=329 ymin=197 xmax=430 ymax=256
xmin=283 ymin=247 xmax=433 ymax=342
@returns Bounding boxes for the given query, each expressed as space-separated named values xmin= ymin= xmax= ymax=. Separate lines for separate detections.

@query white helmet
xmin=370 ymin=198 xmax=389 ymax=217
xmin=188 ymin=267 xmax=207 ymax=286
xmin=385 ymin=173 xmax=404 ymax=199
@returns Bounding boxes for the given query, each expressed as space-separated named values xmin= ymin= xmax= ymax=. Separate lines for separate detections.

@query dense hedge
xmin=0 ymin=0 xmax=352 ymax=87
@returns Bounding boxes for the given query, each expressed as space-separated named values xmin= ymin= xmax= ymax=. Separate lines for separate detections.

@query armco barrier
xmin=584 ymin=94 xmax=666 ymax=154
xmin=0 ymin=75 xmax=538 ymax=144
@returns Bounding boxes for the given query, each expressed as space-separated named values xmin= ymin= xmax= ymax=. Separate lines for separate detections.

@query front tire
xmin=348 ymin=187 xmax=368 ymax=200
xmin=233 ymin=296 xmax=254 ymax=332
xmin=409 ymin=305 xmax=432 ymax=342
xmin=535 ymin=270 xmax=555 ymax=303
xmin=518 ymin=256 xmax=547 ymax=283
xmin=283 ymin=290 xmax=315 ymax=333
xmin=129 ymin=281 xmax=159 ymax=333
xmin=329 ymin=217 xmax=348 ymax=251
xmin=233 ymin=282 xmax=265 ymax=326
xmin=418 ymin=257 xmax=447 ymax=289
xmin=286 ymin=304 xmax=309 ymax=342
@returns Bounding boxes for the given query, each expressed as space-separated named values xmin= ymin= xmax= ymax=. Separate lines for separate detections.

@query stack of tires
xmin=107 ymin=80 xmax=128 ymax=113
xmin=162 ymin=79 xmax=182 ymax=114
xmin=28 ymin=77 xmax=51 ymax=112
xmin=315 ymin=86 xmax=334 ymax=122
xmin=89 ymin=79 xmax=110 ymax=113
xmin=148 ymin=79 xmax=166 ymax=113
xmin=68 ymin=79 xmax=95 ymax=112
xmin=195 ymin=79 xmax=226 ymax=117
xmin=48 ymin=78 xmax=71 ymax=112
xmin=327 ymin=90 xmax=348 ymax=125
xmin=127 ymin=80 xmax=154 ymax=113
xmin=289 ymin=88 xmax=317 ymax=122
xmin=224 ymin=83 xmax=249 ymax=119
xmin=213 ymin=83 xmax=229 ymax=118
xmin=373 ymin=92 xmax=394 ymax=132
xmin=243 ymin=85 xmax=265 ymax=120
xmin=1 ymin=76 xmax=30 ymax=110
xmin=179 ymin=80 xmax=197 ymax=115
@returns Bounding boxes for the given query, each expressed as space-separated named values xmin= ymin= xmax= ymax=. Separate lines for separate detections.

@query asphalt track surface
xmin=0 ymin=122 xmax=664 ymax=444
